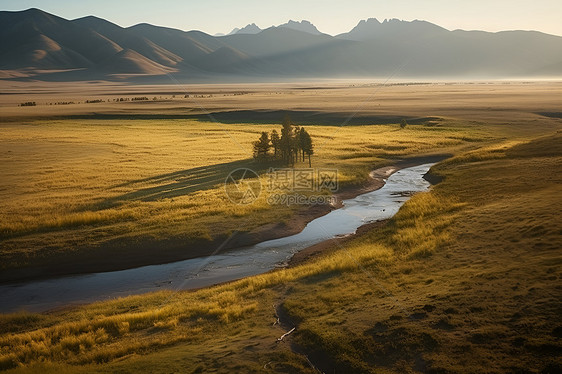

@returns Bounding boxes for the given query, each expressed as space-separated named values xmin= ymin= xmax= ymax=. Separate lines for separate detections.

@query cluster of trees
xmin=19 ymin=102 xmax=36 ymax=107
xmin=253 ymin=118 xmax=314 ymax=166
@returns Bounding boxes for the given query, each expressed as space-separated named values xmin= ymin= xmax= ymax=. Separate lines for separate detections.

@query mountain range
xmin=1 ymin=8 xmax=561 ymax=82
xmin=224 ymin=20 xmax=322 ymax=36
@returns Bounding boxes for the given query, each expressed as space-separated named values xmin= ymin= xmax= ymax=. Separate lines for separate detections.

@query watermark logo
xmin=267 ymin=193 xmax=337 ymax=206
xmin=224 ymin=167 xmax=339 ymax=206
xmin=224 ymin=168 xmax=261 ymax=205
xmin=267 ymin=168 xmax=338 ymax=206
xmin=268 ymin=168 xmax=338 ymax=193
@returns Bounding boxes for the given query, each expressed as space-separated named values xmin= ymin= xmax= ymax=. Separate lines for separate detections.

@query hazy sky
xmin=2 ymin=0 xmax=561 ymax=36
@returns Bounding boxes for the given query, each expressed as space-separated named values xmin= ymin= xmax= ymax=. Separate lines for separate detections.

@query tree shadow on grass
xmin=99 ymin=159 xmax=278 ymax=207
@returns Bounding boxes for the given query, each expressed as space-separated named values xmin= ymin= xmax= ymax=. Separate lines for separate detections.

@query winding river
xmin=0 ymin=163 xmax=434 ymax=313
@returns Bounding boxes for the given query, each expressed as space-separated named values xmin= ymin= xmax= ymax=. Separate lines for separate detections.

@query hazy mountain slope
xmin=230 ymin=26 xmax=562 ymax=78
xmin=189 ymin=46 xmax=254 ymax=72
xmin=218 ymin=27 xmax=335 ymax=57
xmin=0 ymin=8 xmax=121 ymax=68
xmin=1 ymin=9 xmax=561 ymax=79
xmin=0 ymin=31 xmax=93 ymax=70
xmin=331 ymin=19 xmax=562 ymax=76
xmin=127 ymin=23 xmax=227 ymax=61
xmin=463 ymin=30 xmax=562 ymax=75
xmin=73 ymin=16 xmax=183 ymax=67
xmin=226 ymin=38 xmax=360 ymax=76
xmin=98 ymin=49 xmax=177 ymax=75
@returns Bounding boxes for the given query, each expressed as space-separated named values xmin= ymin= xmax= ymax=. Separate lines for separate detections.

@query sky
xmin=1 ymin=0 xmax=561 ymax=36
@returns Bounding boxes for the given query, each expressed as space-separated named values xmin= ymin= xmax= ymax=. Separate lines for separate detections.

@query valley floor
xmin=0 ymin=81 xmax=560 ymax=373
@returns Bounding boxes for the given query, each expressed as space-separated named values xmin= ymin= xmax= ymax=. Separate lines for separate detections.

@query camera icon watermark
xmin=224 ymin=167 xmax=339 ymax=206
xmin=224 ymin=168 xmax=262 ymax=205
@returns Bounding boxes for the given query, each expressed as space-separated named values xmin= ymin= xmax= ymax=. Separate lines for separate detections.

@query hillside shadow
xmin=99 ymin=159 xmax=277 ymax=207
xmin=63 ymin=110 xmax=439 ymax=126
xmin=190 ymin=110 xmax=428 ymax=125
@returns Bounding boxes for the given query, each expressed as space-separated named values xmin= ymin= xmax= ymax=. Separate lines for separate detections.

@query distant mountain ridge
xmin=278 ymin=20 xmax=322 ymax=35
xmin=337 ymin=18 xmax=447 ymax=41
xmin=1 ymin=8 xmax=561 ymax=81
xmin=228 ymin=23 xmax=262 ymax=35
xmin=226 ymin=20 xmax=321 ymax=36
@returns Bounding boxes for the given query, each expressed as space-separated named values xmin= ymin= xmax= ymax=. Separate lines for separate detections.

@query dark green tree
xmin=301 ymin=129 xmax=314 ymax=167
xmin=280 ymin=117 xmax=294 ymax=164
xmin=253 ymin=131 xmax=271 ymax=159
xmin=298 ymin=127 xmax=308 ymax=162
xmin=251 ymin=118 xmax=314 ymax=166
xmin=292 ymin=125 xmax=301 ymax=163
xmin=270 ymin=130 xmax=280 ymax=159
xmin=400 ymin=119 xmax=408 ymax=129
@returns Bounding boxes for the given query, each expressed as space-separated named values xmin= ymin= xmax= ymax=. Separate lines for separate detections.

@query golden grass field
xmin=0 ymin=81 xmax=561 ymax=373
xmin=3 ymin=81 xmax=543 ymax=277
xmin=0 ymin=118 xmax=490 ymax=278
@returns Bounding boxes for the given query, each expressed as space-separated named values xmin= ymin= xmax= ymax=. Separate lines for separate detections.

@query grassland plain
xmin=2 ymin=81 xmax=560 ymax=280
xmin=0 ymin=129 xmax=560 ymax=373
xmin=0 ymin=82 xmax=561 ymax=372
xmin=0 ymin=116 xmax=495 ymax=280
